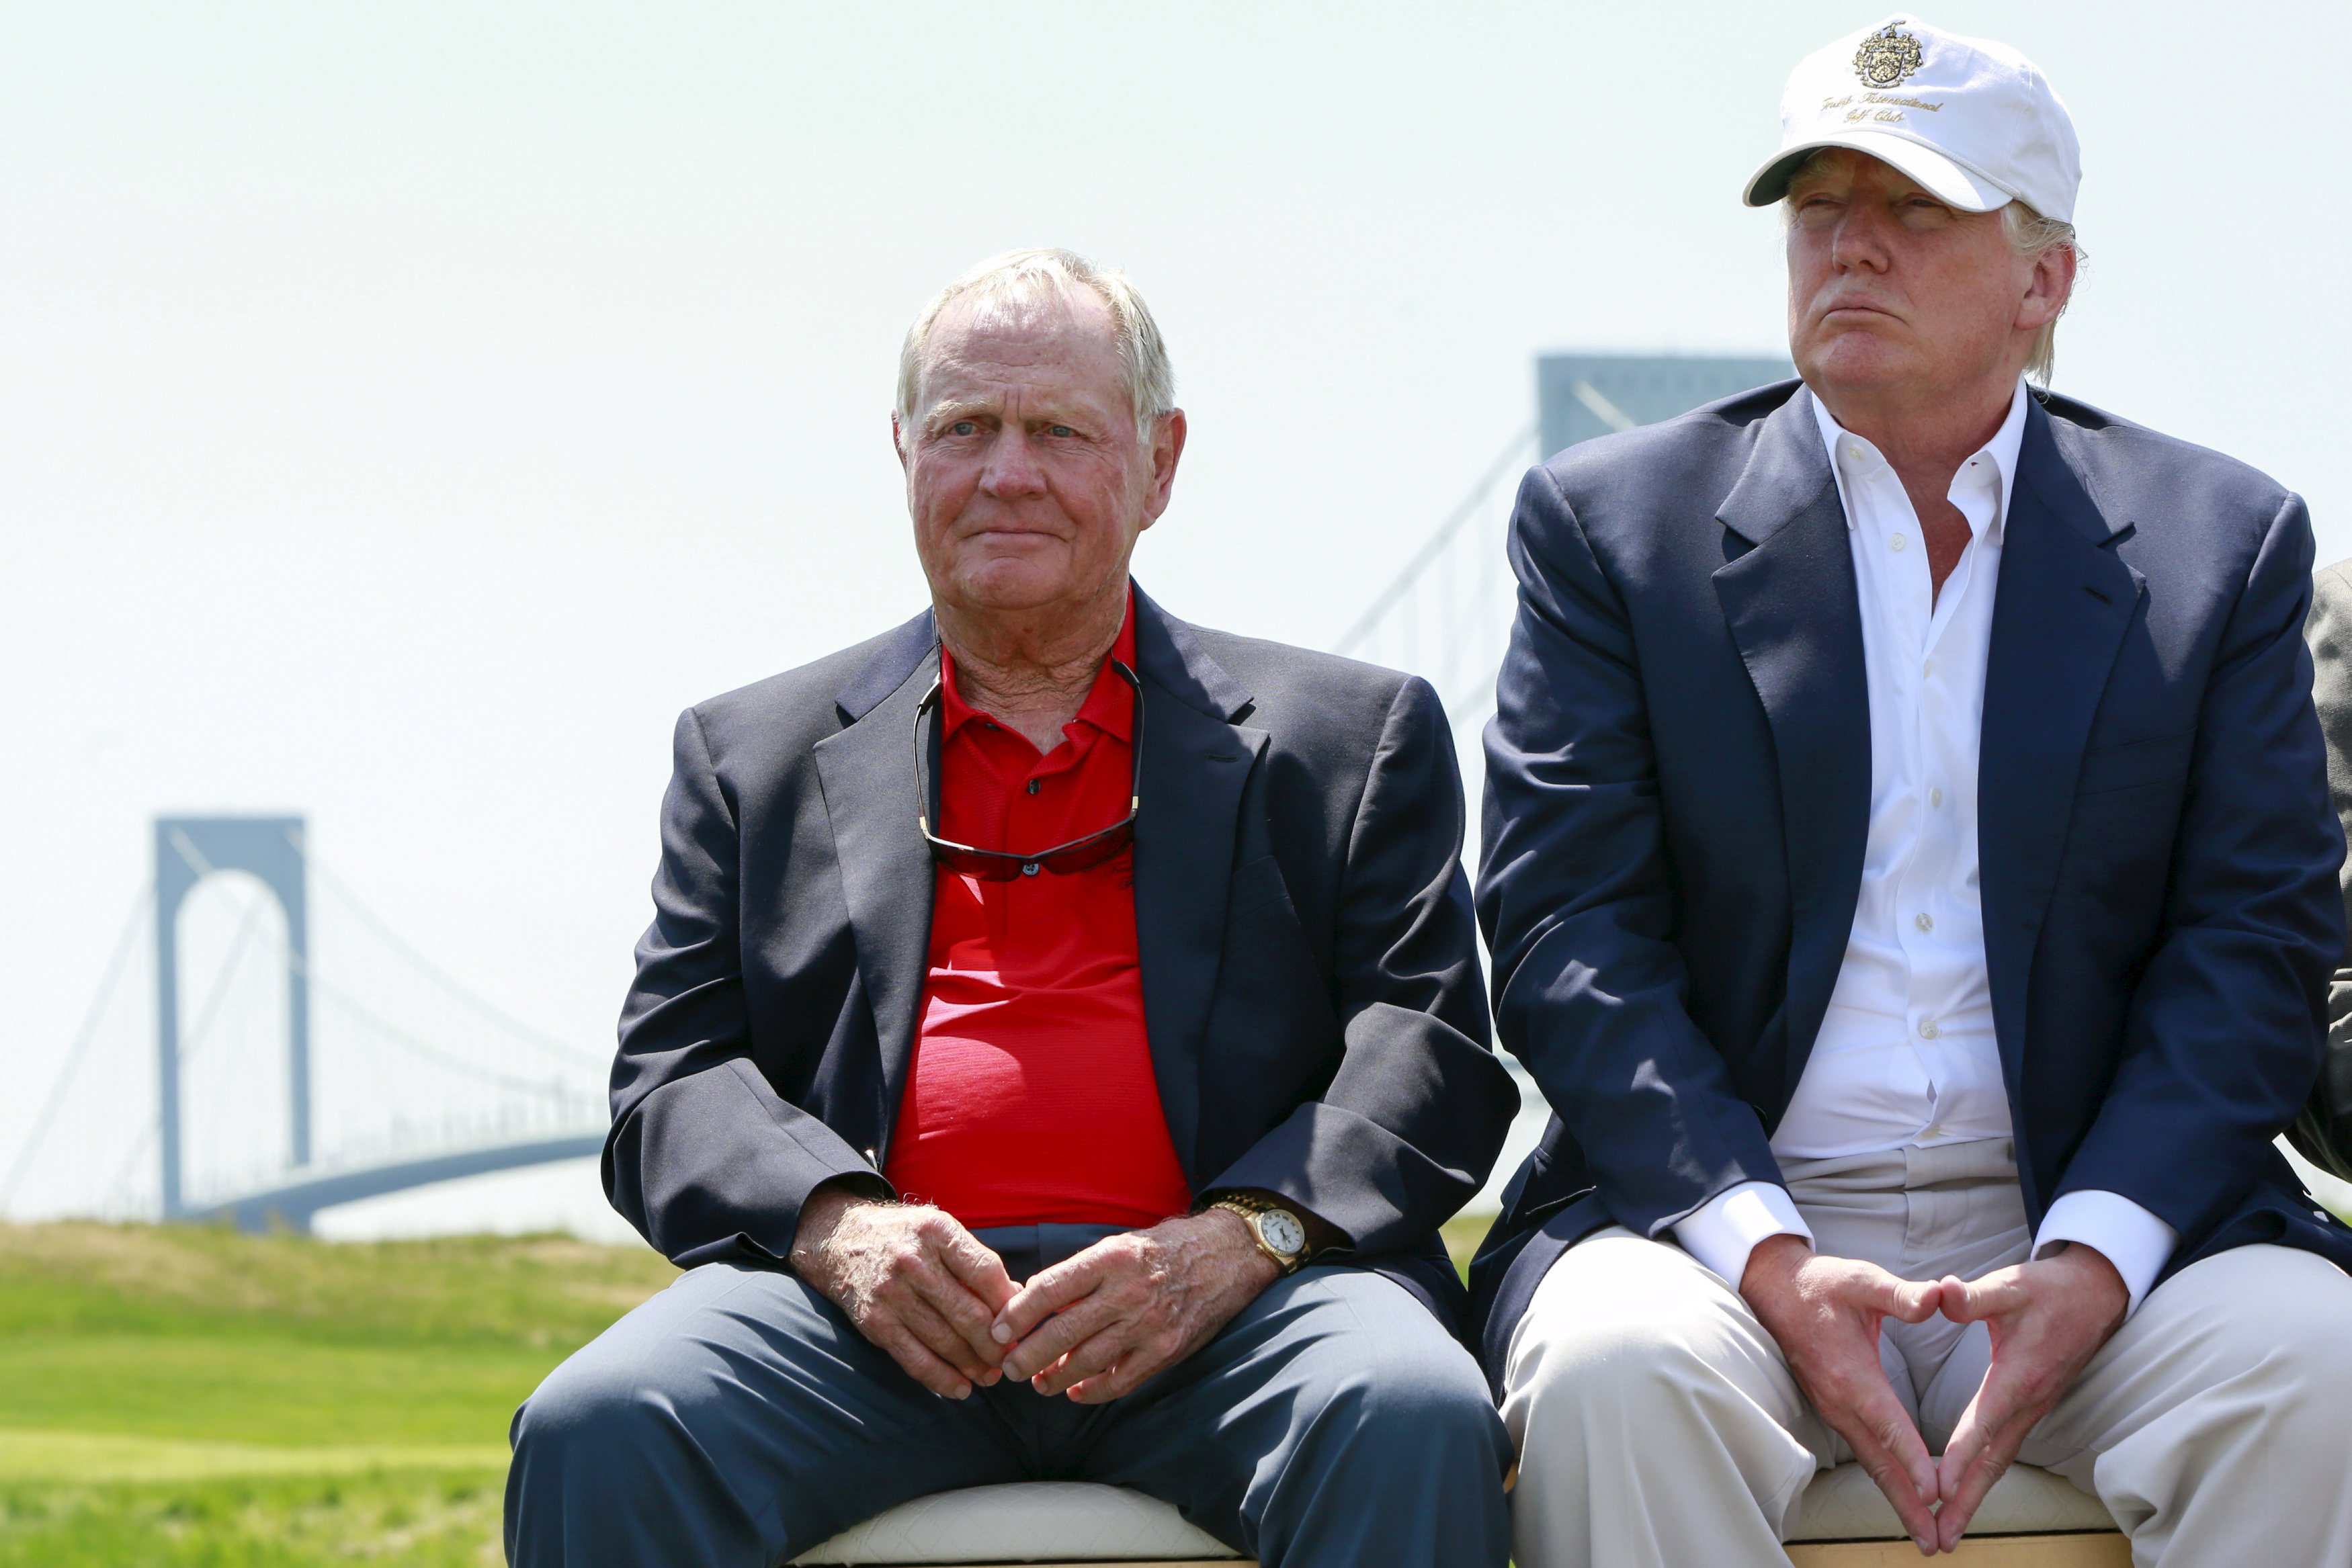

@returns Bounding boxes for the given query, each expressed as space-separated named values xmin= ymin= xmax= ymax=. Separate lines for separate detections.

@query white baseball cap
xmin=1742 ymin=15 xmax=2081 ymax=224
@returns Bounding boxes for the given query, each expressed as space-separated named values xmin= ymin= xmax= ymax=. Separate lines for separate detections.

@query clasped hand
xmin=791 ymin=1188 xmax=1278 ymax=1405
xmin=1741 ymin=1233 xmax=2127 ymax=1556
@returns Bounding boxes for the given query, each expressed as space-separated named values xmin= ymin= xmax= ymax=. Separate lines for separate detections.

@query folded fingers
xmin=1000 ymin=1291 xmax=1120 ymax=1382
xmin=994 ymin=1254 xmax=1104 ymax=1346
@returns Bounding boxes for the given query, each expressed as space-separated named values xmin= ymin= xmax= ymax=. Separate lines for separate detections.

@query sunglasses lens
xmin=1036 ymin=822 xmax=1134 ymax=875
xmin=915 ymin=657 xmax=1143 ymax=879
xmin=933 ymin=845 xmax=1026 ymax=881
xmin=928 ymin=818 xmax=1133 ymax=879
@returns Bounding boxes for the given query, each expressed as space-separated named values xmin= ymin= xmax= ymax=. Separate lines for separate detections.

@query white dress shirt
xmin=1672 ymin=382 xmax=2177 ymax=1314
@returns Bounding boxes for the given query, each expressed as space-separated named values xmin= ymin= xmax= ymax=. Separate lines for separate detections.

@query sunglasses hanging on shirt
xmin=913 ymin=657 xmax=1142 ymax=880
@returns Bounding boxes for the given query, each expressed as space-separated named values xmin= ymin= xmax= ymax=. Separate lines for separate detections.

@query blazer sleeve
xmin=602 ymin=707 xmax=888 ymax=1268
xmin=1477 ymin=465 xmax=1784 ymax=1237
xmin=1201 ymin=676 xmax=1521 ymax=1254
xmin=2054 ymin=495 xmax=2345 ymax=1237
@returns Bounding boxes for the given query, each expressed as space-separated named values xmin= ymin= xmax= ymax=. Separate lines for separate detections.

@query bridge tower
xmin=154 ymin=815 xmax=310 ymax=1220
xmin=1536 ymin=353 xmax=1797 ymax=459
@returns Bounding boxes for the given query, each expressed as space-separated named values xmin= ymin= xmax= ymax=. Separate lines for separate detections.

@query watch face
xmin=1257 ymin=1209 xmax=1308 ymax=1258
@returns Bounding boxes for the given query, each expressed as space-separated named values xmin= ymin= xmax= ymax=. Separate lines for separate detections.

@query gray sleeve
xmin=2304 ymin=563 xmax=2352 ymax=1014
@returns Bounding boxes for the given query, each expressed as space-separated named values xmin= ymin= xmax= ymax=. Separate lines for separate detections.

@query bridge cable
xmin=162 ymin=825 xmax=597 ymax=1107
xmin=0 ymin=884 xmax=153 ymax=1214
xmin=144 ymin=835 xmax=599 ymax=1201
xmin=288 ymin=829 xmax=607 ymax=1072
xmin=310 ymin=983 xmax=607 ymax=1106
xmin=97 ymin=869 xmax=287 ymax=1208
xmin=167 ymin=826 xmax=600 ymax=1097
xmin=1331 ymin=424 xmax=1538 ymax=659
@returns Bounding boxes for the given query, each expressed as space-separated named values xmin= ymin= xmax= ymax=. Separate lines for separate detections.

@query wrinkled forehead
xmin=916 ymin=287 xmax=1125 ymax=406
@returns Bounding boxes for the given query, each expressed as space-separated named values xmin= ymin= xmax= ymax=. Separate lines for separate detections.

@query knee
xmin=1517 ymin=1302 xmax=1724 ymax=1417
xmin=2154 ymin=1246 xmax=2352 ymax=1430
xmin=2230 ymin=1252 xmax=2352 ymax=1407
xmin=1370 ymin=1338 xmax=1501 ymax=1440
xmin=1306 ymin=1325 xmax=1505 ymax=1474
xmin=511 ymin=1346 xmax=673 ymax=1471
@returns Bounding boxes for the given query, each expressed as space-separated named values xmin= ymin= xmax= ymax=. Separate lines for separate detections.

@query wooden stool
xmin=1787 ymin=1463 xmax=2127 ymax=1565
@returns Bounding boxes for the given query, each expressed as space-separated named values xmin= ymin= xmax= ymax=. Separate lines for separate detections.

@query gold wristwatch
xmin=1206 ymin=1194 xmax=1311 ymax=1274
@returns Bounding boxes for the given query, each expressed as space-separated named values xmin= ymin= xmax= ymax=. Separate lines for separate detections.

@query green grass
xmin=0 ymin=1223 xmax=677 ymax=1565
xmin=0 ymin=1470 xmax=503 ymax=1567
xmin=0 ymin=1215 xmax=1506 ymax=1565
xmin=1441 ymin=1212 xmax=1492 ymax=1278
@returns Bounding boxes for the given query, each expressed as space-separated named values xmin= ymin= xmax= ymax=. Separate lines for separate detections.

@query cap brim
xmin=1742 ymin=130 xmax=2013 ymax=212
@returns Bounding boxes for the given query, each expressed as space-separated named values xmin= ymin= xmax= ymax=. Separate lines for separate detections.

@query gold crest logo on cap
xmin=1852 ymin=24 xmax=1924 ymax=87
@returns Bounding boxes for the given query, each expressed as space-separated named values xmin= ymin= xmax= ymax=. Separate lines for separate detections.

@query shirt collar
xmin=938 ymin=585 xmax=1138 ymax=745
xmin=1809 ymin=380 xmax=2031 ymax=547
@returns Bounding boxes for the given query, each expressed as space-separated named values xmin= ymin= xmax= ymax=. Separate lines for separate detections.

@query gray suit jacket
xmin=2300 ymin=562 xmax=2352 ymax=1170
xmin=604 ymin=583 xmax=1522 ymax=1325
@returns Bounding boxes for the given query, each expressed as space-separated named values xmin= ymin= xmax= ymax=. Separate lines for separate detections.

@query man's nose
xmin=1829 ymin=207 xmax=1894 ymax=273
xmin=978 ymin=430 xmax=1048 ymax=498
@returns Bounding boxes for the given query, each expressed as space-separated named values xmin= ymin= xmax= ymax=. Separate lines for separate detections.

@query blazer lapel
xmin=1129 ymin=586 xmax=1263 ymax=1180
xmin=812 ymin=611 xmax=941 ymax=1151
xmin=1979 ymin=403 xmax=2141 ymax=1098
xmin=1712 ymin=388 xmax=1874 ymax=1113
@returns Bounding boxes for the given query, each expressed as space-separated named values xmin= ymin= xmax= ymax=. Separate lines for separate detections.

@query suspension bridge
xmin=1 ymin=353 xmax=1788 ymax=1236
xmin=0 ymin=816 xmax=612 ymax=1233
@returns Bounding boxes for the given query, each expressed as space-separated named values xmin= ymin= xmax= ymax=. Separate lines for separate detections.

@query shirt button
xmin=1025 ymin=779 xmax=1040 ymax=795
xmin=1890 ymin=532 xmax=1908 ymax=552
xmin=1929 ymin=787 xmax=1944 ymax=808
xmin=1919 ymin=1018 xmax=1940 ymax=1040
xmin=1915 ymin=912 xmax=1934 ymax=932
xmin=1923 ymin=658 xmax=1934 ymax=679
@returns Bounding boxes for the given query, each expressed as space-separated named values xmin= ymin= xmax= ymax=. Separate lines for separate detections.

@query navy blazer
xmin=1470 ymin=380 xmax=2352 ymax=1383
xmin=606 ymin=584 xmax=1521 ymax=1326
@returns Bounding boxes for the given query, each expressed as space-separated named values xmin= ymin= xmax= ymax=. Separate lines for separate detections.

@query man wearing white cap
xmin=1471 ymin=15 xmax=2352 ymax=1565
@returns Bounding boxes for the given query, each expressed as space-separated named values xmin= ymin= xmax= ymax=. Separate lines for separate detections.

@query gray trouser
xmin=505 ymin=1224 xmax=1511 ymax=1568
xmin=1503 ymin=1141 xmax=2352 ymax=1568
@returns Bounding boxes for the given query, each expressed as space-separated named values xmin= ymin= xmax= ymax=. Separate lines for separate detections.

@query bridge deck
xmin=179 ymin=1133 xmax=607 ymax=1233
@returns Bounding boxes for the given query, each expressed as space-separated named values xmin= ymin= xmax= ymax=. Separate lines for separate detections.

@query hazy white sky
xmin=7 ymin=1 xmax=2348 ymax=1233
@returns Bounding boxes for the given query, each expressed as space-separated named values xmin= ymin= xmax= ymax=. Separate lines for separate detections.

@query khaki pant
xmin=1501 ymin=1141 xmax=2352 ymax=1567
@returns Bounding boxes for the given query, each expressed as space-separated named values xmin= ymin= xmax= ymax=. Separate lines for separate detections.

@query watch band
xmin=1207 ymin=1196 xmax=1308 ymax=1273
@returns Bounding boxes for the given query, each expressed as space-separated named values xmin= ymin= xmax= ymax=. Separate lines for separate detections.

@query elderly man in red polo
xmin=503 ymin=248 xmax=1520 ymax=1568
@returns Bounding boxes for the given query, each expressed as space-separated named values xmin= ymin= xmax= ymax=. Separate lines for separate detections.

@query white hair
xmin=895 ymin=248 xmax=1176 ymax=440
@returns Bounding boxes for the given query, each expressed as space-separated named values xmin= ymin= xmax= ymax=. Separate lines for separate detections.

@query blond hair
xmin=2001 ymin=200 xmax=2082 ymax=386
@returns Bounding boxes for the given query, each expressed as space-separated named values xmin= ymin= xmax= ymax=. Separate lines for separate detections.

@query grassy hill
xmin=0 ymin=1222 xmax=677 ymax=1566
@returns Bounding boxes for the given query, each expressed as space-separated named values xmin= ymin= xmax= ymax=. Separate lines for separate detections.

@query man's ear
xmin=2018 ymin=244 xmax=2076 ymax=331
xmin=893 ymin=411 xmax=910 ymax=471
xmin=1142 ymin=408 xmax=1188 ymax=523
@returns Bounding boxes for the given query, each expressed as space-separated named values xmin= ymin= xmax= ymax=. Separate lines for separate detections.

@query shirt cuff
xmin=2034 ymin=1190 xmax=2177 ymax=1317
xmin=1672 ymin=1180 xmax=1813 ymax=1290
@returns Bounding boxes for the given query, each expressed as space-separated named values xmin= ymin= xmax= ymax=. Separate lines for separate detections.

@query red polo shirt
xmin=882 ymin=598 xmax=1193 ymax=1230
